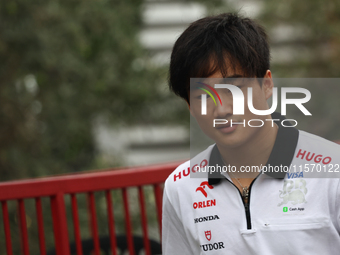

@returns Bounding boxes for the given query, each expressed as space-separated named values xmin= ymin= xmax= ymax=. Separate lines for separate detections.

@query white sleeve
xmin=162 ymin=185 xmax=193 ymax=255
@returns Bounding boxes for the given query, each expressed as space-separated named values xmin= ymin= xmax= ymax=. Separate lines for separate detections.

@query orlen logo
xmin=193 ymin=181 xmax=216 ymax=209
xmin=199 ymin=83 xmax=312 ymax=117
xmin=196 ymin=181 xmax=214 ymax=197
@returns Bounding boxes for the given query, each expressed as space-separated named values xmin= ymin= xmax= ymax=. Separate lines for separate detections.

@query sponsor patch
xmin=196 ymin=181 xmax=214 ymax=197
xmin=194 ymin=215 xmax=220 ymax=224
xmin=278 ymin=179 xmax=307 ymax=206
xmin=200 ymin=242 xmax=225 ymax=252
xmin=193 ymin=199 xmax=216 ymax=209
xmin=205 ymin=230 xmax=211 ymax=241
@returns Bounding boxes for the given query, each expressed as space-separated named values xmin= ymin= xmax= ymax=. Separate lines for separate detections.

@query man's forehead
xmin=190 ymin=75 xmax=249 ymax=90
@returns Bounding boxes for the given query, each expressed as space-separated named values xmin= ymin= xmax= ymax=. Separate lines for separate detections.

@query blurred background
xmin=1 ymin=0 xmax=340 ymax=181
xmin=1 ymin=0 xmax=340 ymax=253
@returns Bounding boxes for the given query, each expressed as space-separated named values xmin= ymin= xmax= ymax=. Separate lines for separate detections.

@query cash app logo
xmin=283 ymin=207 xmax=288 ymax=212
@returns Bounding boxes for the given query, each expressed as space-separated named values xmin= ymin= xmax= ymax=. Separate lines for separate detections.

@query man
xmin=162 ymin=13 xmax=340 ymax=254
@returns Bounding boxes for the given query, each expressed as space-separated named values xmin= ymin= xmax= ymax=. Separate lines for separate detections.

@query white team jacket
xmin=162 ymin=120 xmax=340 ymax=255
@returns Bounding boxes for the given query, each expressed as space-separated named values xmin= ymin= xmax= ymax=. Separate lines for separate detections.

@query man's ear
xmin=262 ymin=70 xmax=274 ymax=100
xmin=187 ymin=101 xmax=194 ymax=116
xmin=186 ymin=100 xmax=199 ymax=118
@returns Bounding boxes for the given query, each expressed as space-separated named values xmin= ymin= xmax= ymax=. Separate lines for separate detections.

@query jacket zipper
xmin=225 ymin=174 xmax=260 ymax=230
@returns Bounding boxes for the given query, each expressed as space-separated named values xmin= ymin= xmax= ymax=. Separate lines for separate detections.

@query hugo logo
xmin=199 ymin=83 xmax=312 ymax=116
xmin=296 ymin=149 xmax=332 ymax=164
xmin=196 ymin=181 xmax=214 ymax=197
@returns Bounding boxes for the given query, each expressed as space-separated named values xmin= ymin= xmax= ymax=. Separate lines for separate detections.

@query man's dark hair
xmin=169 ymin=13 xmax=270 ymax=103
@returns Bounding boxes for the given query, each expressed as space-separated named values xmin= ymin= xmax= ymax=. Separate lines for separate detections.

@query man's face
xmin=189 ymin=70 xmax=273 ymax=149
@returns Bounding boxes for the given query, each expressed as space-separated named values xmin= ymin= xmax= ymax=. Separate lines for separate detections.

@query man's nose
xmin=213 ymin=93 xmax=233 ymax=119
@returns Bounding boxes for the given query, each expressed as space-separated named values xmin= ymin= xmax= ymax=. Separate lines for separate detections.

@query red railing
xmin=0 ymin=162 xmax=181 ymax=255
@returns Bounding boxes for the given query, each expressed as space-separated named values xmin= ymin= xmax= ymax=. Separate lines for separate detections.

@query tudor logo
xmin=205 ymin=230 xmax=212 ymax=241
xmin=200 ymin=242 xmax=225 ymax=252
xmin=194 ymin=215 xmax=220 ymax=224
xmin=196 ymin=181 xmax=214 ymax=197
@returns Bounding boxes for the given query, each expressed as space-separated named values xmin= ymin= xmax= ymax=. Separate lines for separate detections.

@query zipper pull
xmin=244 ymin=203 xmax=249 ymax=211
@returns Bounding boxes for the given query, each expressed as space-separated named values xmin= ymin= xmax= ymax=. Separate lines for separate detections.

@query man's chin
xmin=216 ymin=136 xmax=248 ymax=149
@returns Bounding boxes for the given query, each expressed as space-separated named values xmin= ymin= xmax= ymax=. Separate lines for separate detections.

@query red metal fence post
xmin=35 ymin=197 xmax=47 ymax=255
xmin=105 ymin=190 xmax=117 ymax=255
xmin=70 ymin=194 xmax=83 ymax=255
xmin=122 ymin=188 xmax=135 ymax=255
xmin=18 ymin=199 xmax=30 ymax=255
xmin=138 ymin=186 xmax=151 ymax=255
xmin=1 ymin=201 xmax=13 ymax=255
xmin=87 ymin=192 xmax=100 ymax=255
xmin=50 ymin=193 xmax=70 ymax=255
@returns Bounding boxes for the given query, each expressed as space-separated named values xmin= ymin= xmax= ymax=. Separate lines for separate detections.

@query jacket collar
xmin=208 ymin=112 xmax=299 ymax=185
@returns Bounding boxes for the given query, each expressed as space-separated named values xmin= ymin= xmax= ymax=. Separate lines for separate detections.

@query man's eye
xmin=195 ymin=94 xmax=211 ymax=99
xmin=225 ymin=85 xmax=242 ymax=93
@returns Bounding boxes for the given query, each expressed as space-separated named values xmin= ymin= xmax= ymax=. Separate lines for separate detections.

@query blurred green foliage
xmin=261 ymin=0 xmax=340 ymax=77
xmin=259 ymin=0 xmax=340 ymax=139
xmin=0 ymin=0 xmax=339 ymax=253
xmin=0 ymin=0 xmax=169 ymax=181
xmin=0 ymin=1 xmax=221 ymax=253
xmin=1 ymin=0 xmax=339 ymax=181
xmin=0 ymin=0 xmax=226 ymax=181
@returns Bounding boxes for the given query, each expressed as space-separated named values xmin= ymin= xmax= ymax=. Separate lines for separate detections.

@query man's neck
xmin=217 ymin=121 xmax=279 ymax=179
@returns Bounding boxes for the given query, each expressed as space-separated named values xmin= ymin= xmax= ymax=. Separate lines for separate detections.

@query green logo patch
xmin=283 ymin=207 xmax=288 ymax=212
